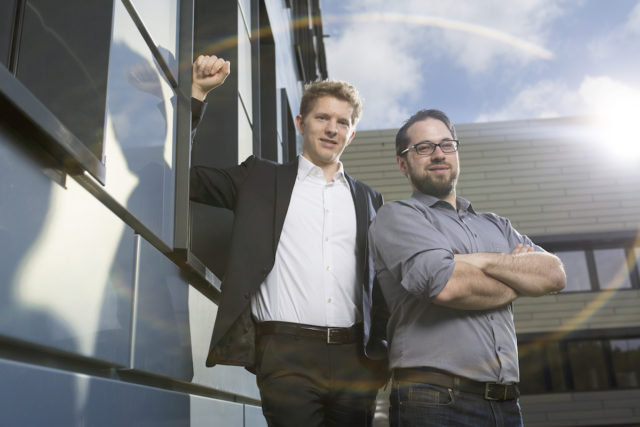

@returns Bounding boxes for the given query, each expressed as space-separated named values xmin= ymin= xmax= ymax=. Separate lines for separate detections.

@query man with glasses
xmin=368 ymin=109 xmax=566 ymax=426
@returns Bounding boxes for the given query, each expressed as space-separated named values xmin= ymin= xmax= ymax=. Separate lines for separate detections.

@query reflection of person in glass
xmin=368 ymin=109 xmax=567 ymax=427
xmin=190 ymin=55 xmax=388 ymax=427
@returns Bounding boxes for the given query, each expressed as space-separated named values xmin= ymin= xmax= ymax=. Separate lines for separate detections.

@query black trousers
xmin=255 ymin=331 xmax=386 ymax=427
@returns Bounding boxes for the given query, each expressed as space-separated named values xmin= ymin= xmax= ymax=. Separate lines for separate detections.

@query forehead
xmin=407 ymin=118 xmax=453 ymax=143
xmin=307 ymin=96 xmax=353 ymax=118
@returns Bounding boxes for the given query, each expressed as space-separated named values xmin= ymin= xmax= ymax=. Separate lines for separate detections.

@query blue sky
xmin=320 ymin=0 xmax=640 ymax=130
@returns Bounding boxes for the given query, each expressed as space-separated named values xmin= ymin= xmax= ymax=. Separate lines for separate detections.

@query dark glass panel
xmin=0 ymin=0 xmax=18 ymax=67
xmin=545 ymin=341 xmax=569 ymax=392
xmin=15 ymin=0 xmax=113 ymax=158
xmin=518 ymin=341 xmax=548 ymax=394
xmin=567 ymin=340 xmax=609 ymax=391
xmin=610 ymin=339 xmax=640 ymax=388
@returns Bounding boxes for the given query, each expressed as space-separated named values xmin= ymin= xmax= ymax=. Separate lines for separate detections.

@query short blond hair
xmin=299 ymin=80 xmax=363 ymax=126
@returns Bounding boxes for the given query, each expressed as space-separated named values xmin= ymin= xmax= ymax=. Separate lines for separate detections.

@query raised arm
xmin=192 ymin=54 xmax=231 ymax=101
xmin=455 ymin=245 xmax=566 ymax=297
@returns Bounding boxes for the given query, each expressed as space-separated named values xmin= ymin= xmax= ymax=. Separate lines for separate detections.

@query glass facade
xmin=519 ymin=336 xmax=640 ymax=394
xmin=15 ymin=0 xmax=113 ymax=159
xmin=103 ymin=0 xmax=177 ymax=245
xmin=556 ymin=245 xmax=639 ymax=293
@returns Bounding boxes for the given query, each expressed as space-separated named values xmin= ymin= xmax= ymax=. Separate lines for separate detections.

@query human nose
xmin=430 ymin=144 xmax=446 ymax=160
xmin=324 ymin=119 xmax=338 ymax=136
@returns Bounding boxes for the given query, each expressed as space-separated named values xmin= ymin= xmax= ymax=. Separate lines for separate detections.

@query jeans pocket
xmin=403 ymin=382 xmax=455 ymax=408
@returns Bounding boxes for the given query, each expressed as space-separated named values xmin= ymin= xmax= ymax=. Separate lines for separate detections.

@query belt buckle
xmin=327 ymin=327 xmax=341 ymax=344
xmin=484 ymin=383 xmax=507 ymax=401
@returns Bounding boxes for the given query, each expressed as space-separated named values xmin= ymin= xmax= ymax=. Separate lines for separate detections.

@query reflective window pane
xmin=545 ymin=341 xmax=568 ymax=392
xmin=518 ymin=342 xmax=548 ymax=394
xmin=15 ymin=0 xmax=113 ymax=158
xmin=610 ymin=339 xmax=640 ymax=388
xmin=103 ymin=0 xmax=177 ymax=245
xmin=593 ymin=248 xmax=632 ymax=290
xmin=129 ymin=0 xmax=179 ymax=79
xmin=556 ymin=251 xmax=592 ymax=292
xmin=567 ymin=341 xmax=609 ymax=391
xmin=0 ymin=0 xmax=17 ymax=67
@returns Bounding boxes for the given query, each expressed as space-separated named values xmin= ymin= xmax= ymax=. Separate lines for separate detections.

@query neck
xmin=301 ymin=153 xmax=340 ymax=182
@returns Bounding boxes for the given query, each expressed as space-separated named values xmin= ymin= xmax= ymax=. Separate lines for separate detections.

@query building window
xmin=556 ymin=250 xmax=592 ymax=292
xmin=593 ymin=248 xmax=633 ymax=290
xmin=610 ymin=338 xmax=640 ymax=388
xmin=518 ymin=335 xmax=640 ymax=394
xmin=553 ymin=243 xmax=639 ymax=293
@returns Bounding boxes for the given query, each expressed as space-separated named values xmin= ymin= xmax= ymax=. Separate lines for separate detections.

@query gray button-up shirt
xmin=369 ymin=192 xmax=543 ymax=384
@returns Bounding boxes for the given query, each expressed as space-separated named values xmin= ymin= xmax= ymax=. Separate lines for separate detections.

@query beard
xmin=408 ymin=163 xmax=458 ymax=198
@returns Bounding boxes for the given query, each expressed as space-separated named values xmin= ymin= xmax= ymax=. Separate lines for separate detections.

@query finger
xmin=205 ymin=57 xmax=226 ymax=76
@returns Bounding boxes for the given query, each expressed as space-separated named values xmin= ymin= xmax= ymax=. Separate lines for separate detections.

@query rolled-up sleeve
xmin=369 ymin=202 xmax=455 ymax=299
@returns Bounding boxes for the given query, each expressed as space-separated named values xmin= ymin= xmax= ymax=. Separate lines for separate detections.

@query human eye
xmin=416 ymin=142 xmax=435 ymax=154
xmin=441 ymin=140 xmax=456 ymax=151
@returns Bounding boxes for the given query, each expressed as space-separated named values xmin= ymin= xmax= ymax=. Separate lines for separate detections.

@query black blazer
xmin=190 ymin=155 xmax=388 ymax=369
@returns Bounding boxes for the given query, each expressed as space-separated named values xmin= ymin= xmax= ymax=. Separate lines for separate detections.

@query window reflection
xmin=610 ymin=339 xmax=640 ymax=388
xmin=556 ymin=251 xmax=592 ymax=292
xmin=103 ymin=0 xmax=177 ymax=245
xmin=15 ymin=0 xmax=112 ymax=158
xmin=567 ymin=341 xmax=609 ymax=391
xmin=594 ymin=248 xmax=632 ymax=290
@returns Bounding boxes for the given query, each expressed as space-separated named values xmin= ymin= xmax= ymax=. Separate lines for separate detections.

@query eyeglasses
xmin=400 ymin=139 xmax=459 ymax=156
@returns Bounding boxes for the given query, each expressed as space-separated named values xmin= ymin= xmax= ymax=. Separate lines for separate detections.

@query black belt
xmin=393 ymin=368 xmax=519 ymax=401
xmin=256 ymin=321 xmax=360 ymax=344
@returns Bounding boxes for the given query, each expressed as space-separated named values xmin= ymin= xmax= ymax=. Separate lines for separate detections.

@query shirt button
xmin=327 ymin=298 xmax=332 ymax=303
xmin=326 ymin=266 xmax=331 ymax=271
xmin=325 ymin=237 xmax=329 ymax=242
xmin=490 ymin=315 xmax=494 ymax=320
xmin=498 ymin=346 xmax=502 ymax=352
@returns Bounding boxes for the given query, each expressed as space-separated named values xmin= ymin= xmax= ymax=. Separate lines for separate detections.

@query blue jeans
xmin=390 ymin=380 xmax=523 ymax=427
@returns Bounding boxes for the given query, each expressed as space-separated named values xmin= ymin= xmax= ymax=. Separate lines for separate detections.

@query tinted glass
xmin=593 ymin=248 xmax=632 ymax=290
xmin=567 ymin=340 xmax=609 ymax=391
xmin=556 ymin=250 xmax=592 ymax=292
xmin=518 ymin=342 xmax=548 ymax=394
xmin=0 ymin=0 xmax=17 ymax=67
xmin=15 ymin=0 xmax=113 ymax=158
xmin=102 ymin=0 xmax=177 ymax=245
xmin=129 ymin=0 xmax=179 ymax=79
xmin=610 ymin=338 xmax=640 ymax=388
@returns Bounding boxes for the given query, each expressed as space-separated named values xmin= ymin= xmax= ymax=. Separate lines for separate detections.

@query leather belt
xmin=256 ymin=321 xmax=360 ymax=345
xmin=393 ymin=368 xmax=519 ymax=401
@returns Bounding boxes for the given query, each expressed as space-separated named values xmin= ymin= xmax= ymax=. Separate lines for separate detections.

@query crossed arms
xmin=369 ymin=202 xmax=567 ymax=312
xmin=436 ymin=246 xmax=566 ymax=310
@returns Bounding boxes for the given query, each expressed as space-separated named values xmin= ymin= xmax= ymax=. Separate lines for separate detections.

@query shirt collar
xmin=297 ymin=155 xmax=347 ymax=183
xmin=411 ymin=191 xmax=476 ymax=214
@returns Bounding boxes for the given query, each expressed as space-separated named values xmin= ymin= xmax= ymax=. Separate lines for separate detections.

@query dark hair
xmin=300 ymin=80 xmax=364 ymax=126
xmin=395 ymin=109 xmax=457 ymax=155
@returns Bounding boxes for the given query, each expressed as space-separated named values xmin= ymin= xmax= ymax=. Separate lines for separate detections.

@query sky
xmin=320 ymin=0 xmax=640 ymax=131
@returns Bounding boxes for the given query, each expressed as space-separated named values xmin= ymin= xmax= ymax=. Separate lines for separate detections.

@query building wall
xmin=343 ymin=117 xmax=640 ymax=427
xmin=0 ymin=0 xmax=324 ymax=425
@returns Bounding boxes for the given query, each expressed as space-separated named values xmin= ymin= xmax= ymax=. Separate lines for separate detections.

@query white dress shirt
xmin=251 ymin=156 xmax=361 ymax=327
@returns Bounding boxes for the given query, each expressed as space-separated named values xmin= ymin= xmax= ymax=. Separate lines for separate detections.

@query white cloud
xmin=589 ymin=1 xmax=640 ymax=59
xmin=325 ymin=22 xmax=423 ymax=130
xmin=474 ymin=75 xmax=640 ymax=122
xmin=322 ymin=0 xmax=567 ymax=128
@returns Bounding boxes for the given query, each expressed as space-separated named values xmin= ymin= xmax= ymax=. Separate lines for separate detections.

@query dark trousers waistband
xmin=393 ymin=368 xmax=519 ymax=401
xmin=256 ymin=321 xmax=361 ymax=344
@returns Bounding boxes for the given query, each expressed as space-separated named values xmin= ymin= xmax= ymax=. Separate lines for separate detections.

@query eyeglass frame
xmin=399 ymin=139 xmax=460 ymax=156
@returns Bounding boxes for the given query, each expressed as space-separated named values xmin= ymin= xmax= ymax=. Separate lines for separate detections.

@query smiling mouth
xmin=320 ymin=138 xmax=337 ymax=145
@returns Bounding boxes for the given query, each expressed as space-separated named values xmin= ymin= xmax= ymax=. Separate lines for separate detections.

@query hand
xmin=192 ymin=54 xmax=231 ymax=101
xmin=511 ymin=244 xmax=535 ymax=255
